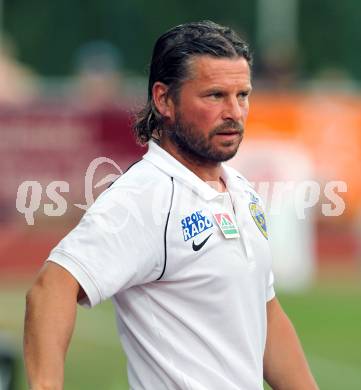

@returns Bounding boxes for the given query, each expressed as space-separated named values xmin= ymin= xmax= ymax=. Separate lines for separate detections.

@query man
xmin=24 ymin=21 xmax=318 ymax=390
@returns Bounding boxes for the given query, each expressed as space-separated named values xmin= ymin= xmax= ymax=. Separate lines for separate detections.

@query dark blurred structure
xmin=71 ymin=40 xmax=125 ymax=109
xmin=0 ymin=37 xmax=38 ymax=106
xmin=3 ymin=0 xmax=361 ymax=83
xmin=0 ymin=334 xmax=17 ymax=390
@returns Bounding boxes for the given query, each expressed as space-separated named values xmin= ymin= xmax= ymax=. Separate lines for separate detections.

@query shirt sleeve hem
xmin=266 ymin=288 xmax=276 ymax=302
xmin=46 ymin=249 xmax=103 ymax=308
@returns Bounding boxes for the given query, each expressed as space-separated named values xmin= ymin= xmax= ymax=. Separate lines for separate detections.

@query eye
xmin=237 ymin=91 xmax=250 ymax=100
xmin=207 ymin=92 xmax=223 ymax=100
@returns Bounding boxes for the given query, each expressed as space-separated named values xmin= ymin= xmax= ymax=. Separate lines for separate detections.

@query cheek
xmin=195 ymin=107 xmax=220 ymax=127
xmin=183 ymin=105 xmax=218 ymax=128
xmin=199 ymin=111 xmax=218 ymax=126
xmin=242 ymin=102 xmax=250 ymax=121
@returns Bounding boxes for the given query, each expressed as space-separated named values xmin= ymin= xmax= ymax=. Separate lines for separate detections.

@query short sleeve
xmin=47 ymin=177 xmax=168 ymax=307
xmin=266 ymin=270 xmax=275 ymax=302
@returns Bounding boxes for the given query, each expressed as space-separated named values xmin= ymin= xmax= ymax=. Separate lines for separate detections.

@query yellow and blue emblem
xmin=249 ymin=201 xmax=268 ymax=240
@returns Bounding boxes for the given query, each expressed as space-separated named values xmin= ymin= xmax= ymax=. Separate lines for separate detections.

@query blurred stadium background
xmin=0 ymin=1 xmax=360 ymax=389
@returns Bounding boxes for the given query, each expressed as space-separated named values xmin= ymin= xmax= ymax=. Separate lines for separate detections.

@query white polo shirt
xmin=48 ymin=141 xmax=275 ymax=390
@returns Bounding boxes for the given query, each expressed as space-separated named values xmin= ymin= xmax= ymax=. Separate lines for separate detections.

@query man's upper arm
xmin=45 ymin=177 xmax=168 ymax=306
xmin=266 ymin=296 xmax=281 ymax=320
xmin=31 ymin=261 xmax=83 ymax=301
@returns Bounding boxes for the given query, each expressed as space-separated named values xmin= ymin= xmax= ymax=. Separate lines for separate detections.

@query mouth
xmin=215 ymin=130 xmax=241 ymax=136
xmin=213 ymin=130 xmax=243 ymax=141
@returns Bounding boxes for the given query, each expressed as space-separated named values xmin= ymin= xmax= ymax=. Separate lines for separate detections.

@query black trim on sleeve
xmin=107 ymin=159 xmax=142 ymax=188
xmin=157 ymin=177 xmax=174 ymax=280
xmin=124 ymin=159 xmax=142 ymax=174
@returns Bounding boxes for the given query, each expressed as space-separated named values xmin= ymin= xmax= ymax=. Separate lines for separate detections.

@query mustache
xmin=210 ymin=121 xmax=244 ymax=137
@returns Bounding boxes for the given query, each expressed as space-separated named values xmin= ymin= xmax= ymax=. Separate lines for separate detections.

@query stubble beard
xmin=165 ymin=111 xmax=244 ymax=165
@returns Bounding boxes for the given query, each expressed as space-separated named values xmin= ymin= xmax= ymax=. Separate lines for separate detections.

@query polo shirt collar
xmin=143 ymin=141 xmax=244 ymax=201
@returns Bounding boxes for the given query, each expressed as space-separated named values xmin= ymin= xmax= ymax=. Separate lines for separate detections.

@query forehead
xmin=185 ymin=55 xmax=251 ymax=88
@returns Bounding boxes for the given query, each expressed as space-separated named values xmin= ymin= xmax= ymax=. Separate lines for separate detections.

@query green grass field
xmin=1 ymin=280 xmax=360 ymax=389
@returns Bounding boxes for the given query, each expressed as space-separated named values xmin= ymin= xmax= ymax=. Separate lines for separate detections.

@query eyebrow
xmin=202 ymin=86 xmax=253 ymax=94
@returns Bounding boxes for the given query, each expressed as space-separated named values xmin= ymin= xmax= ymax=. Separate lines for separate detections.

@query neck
xmin=159 ymin=136 xmax=226 ymax=192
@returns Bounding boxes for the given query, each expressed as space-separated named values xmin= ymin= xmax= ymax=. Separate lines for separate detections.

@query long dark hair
xmin=133 ymin=20 xmax=252 ymax=145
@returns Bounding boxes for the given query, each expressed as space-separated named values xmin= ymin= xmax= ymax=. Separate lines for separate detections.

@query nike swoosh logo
xmin=192 ymin=233 xmax=213 ymax=252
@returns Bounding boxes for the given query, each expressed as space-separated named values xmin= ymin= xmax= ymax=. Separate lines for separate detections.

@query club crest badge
xmin=249 ymin=202 xmax=268 ymax=240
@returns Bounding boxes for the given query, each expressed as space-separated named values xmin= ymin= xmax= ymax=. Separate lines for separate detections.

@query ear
xmin=152 ymin=81 xmax=175 ymax=121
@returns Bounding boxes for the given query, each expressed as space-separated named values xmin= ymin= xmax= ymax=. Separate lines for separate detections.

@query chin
xmin=219 ymin=143 xmax=241 ymax=159
xmin=210 ymin=147 xmax=239 ymax=162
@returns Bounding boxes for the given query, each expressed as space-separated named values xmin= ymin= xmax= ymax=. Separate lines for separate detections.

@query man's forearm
xmin=24 ymin=263 xmax=79 ymax=390
xmin=263 ymin=298 xmax=318 ymax=390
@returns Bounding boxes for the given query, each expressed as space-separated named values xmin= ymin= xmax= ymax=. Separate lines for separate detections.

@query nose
xmin=221 ymin=96 xmax=245 ymax=122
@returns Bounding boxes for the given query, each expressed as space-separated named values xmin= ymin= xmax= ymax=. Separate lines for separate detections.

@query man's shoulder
xmin=112 ymin=158 xmax=172 ymax=189
xmin=86 ymin=158 xmax=173 ymax=217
